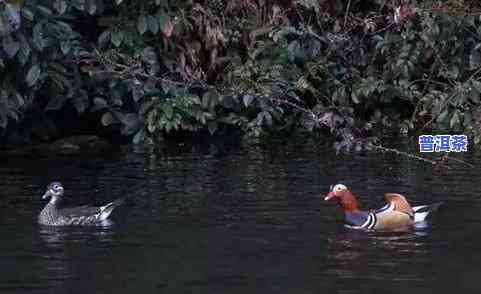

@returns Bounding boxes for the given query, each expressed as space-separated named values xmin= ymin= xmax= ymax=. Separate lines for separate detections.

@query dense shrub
xmin=1 ymin=0 xmax=481 ymax=150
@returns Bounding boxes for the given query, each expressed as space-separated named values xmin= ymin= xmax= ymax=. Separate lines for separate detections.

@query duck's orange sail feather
xmin=384 ymin=193 xmax=414 ymax=217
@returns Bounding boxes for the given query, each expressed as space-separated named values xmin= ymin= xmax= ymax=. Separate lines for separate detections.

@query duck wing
xmin=344 ymin=194 xmax=415 ymax=231
xmin=382 ymin=193 xmax=414 ymax=217
xmin=58 ymin=205 xmax=101 ymax=218
xmin=55 ymin=205 xmax=103 ymax=225
xmin=56 ymin=199 xmax=124 ymax=225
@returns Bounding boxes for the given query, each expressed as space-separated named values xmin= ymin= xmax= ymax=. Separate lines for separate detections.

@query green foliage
xmin=1 ymin=0 xmax=481 ymax=150
xmin=0 ymin=0 xmax=85 ymax=135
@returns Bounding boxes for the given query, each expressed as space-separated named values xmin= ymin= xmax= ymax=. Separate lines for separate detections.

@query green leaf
xmin=7 ymin=108 xmax=19 ymax=122
xmin=123 ymin=30 xmax=134 ymax=47
xmin=374 ymin=108 xmax=381 ymax=121
xmin=22 ymin=8 xmax=34 ymax=21
xmin=221 ymin=95 xmax=236 ymax=108
xmin=0 ymin=14 xmax=6 ymax=37
xmin=148 ymin=15 xmax=159 ymax=34
xmin=85 ymin=0 xmax=97 ymax=15
xmin=121 ymin=113 xmax=140 ymax=135
xmin=287 ymin=40 xmax=303 ymax=62
xmin=464 ymin=111 xmax=472 ymax=128
xmin=2 ymin=35 xmax=19 ymax=58
xmin=33 ymin=23 xmax=47 ymax=51
xmin=73 ymin=91 xmax=88 ymax=113
xmin=94 ymin=97 xmax=108 ymax=108
xmin=243 ymin=94 xmax=254 ymax=107
xmin=141 ymin=46 xmax=159 ymax=75
xmin=147 ymin=109 xmax=157 ymax=132
xmin=470 ymin=44 xmax=481 ymax=70
xmin=35 ymin=5 xmax=53 ymax=16
xmin=263 ymin=111 xmax=273 ymax=126
xmin=26 ymin=64 xmax=41 ymax=87
xmin=163 ymin=104 xmax=173 ymax=119
xmin=53 ymin=21 xmax=73 ymax=38
xmin=158 ymin=13 xmax=173 ymax=37
xmin=202 ymin=90 xmax=219 ymax=109
xmin=450 ymin=110 xmax=460 ymax=129
xmin=14 ymin=92 xmax=24 ymax=107
xmin=60 ymin=41 xmax=70 ymax=54
xmin=351 ymin=91 xmax=360 ymax=104
xmin=111 ymin=30 xmax=124 ymax=47
xmin=158 ymin=13 xmax=167 ymax=29
xmin=137 ymin=15 xmax=148 ymax=35
xmin=53 ymin=0 xmax=67 ymax=14
xmin=98 ymin=30 xmax=111 ymax=47
xmin=101 ymin=112 xmax=116 ymax=126
xmin=142 ymin=47 xmax=157 ymax=65
xmin=437 ymin=110 xmax=449 ymax=124
xmin=0 ymin=108 xmax=6 ymax=129
xmin=133 ymin=129 xmax=144 ymax=144
xmin=207 ymin=121 xmax=217 ymax=134
xmin=473 ymin=80 xmax=481 ymax=93
xmin=115 ymin=0 xmax=124 ymax=5
xmin=45 ymin=96 xmax=68 ymax=111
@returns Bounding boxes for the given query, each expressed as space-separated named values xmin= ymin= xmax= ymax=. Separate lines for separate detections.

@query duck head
xmin=42 ymin=181 xmax=64 ymax=204
xmin=324 ymin=183 xmax=360 ymax=212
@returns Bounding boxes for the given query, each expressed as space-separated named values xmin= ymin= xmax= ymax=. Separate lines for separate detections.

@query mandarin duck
xmin=38 ymin=181 xmax=124 ymax=226
xmin=324 ymin=183 xmax=442 ymax=230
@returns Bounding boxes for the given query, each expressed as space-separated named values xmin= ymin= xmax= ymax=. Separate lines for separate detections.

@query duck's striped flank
xmin=359 ymin=212 xmax=377 ymax=230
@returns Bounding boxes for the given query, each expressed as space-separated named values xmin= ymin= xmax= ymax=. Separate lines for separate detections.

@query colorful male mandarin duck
xmin=324 ymin=184 xmax=442 ymax=230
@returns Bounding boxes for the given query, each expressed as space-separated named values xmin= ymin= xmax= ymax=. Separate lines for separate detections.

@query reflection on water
xmin=37 ymin=226 xmax=118 ymax=293
xmin=39 ymin=226 xmax=116 ymax=247
xmin=0 ymin=141 xmax=481 ymax=294
xmin=323 ymin=228 xmax=433 ymax=293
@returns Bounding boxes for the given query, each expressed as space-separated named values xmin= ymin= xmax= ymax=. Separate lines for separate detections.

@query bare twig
xmin=420 ymin=8 xmax=481 ymax=16
xmin=443 ymin=155 xmax=475 ymax=168
xmin=370 ymin=144 xmax=441 ymax=166
xmin=367 ymin=23 xmax=395 ymax=36
xmin=271 ymin=97 xmax=317 ymax=119
xmin=344 ymin=0 xmax=352 ymax=29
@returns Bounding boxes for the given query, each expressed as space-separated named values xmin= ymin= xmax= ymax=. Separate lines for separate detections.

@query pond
xmin=0 ymin=140 xmax=480 ymax=294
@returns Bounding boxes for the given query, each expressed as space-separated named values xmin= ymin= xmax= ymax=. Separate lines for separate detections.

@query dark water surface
xmin=0 ymin=141 xmax=480 ymax=294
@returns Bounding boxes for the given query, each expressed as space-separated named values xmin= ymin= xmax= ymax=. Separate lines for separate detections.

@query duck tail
xmin=99 ymin=198 xmax=124 ymax=221
xmin=412 ymin=202 xmax=443 ymax=223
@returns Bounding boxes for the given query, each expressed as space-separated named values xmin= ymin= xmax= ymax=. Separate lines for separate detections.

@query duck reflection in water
xmin=323 ymin=225 xmax=430 ymax=291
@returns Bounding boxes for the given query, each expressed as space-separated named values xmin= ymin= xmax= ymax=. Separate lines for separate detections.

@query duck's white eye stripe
xmin=333 ymin=184 xmax=347 ymax=191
